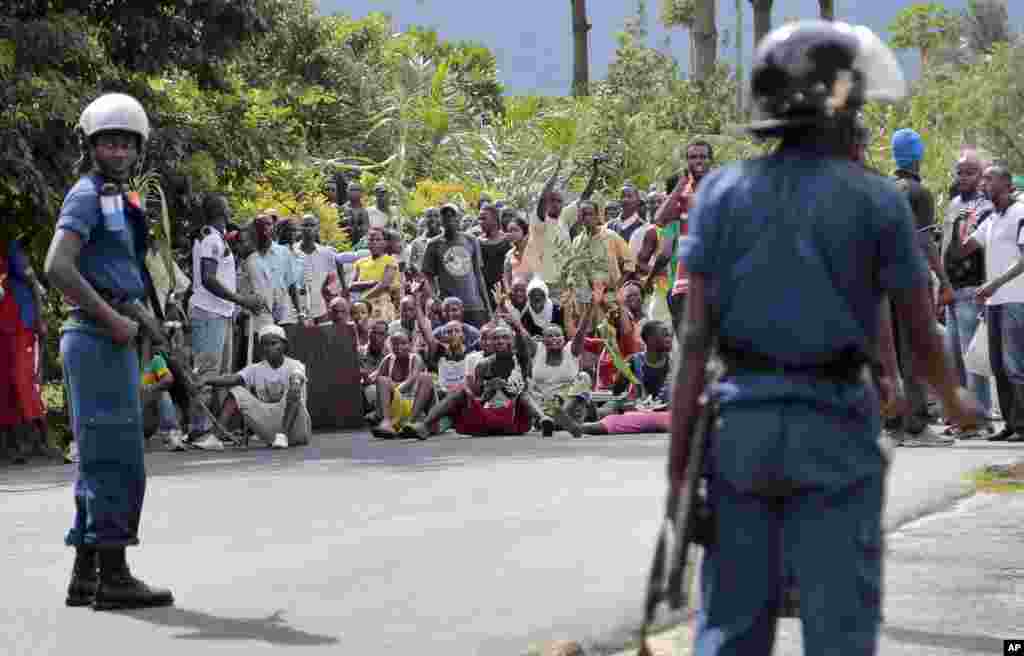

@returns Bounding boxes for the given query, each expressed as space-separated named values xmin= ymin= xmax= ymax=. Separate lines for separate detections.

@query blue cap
xmin=892 ymin=128 xmax=924 ymax=170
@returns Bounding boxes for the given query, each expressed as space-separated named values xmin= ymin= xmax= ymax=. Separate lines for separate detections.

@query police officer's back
xmin=668 ymin=21 xmax=981 ymax=656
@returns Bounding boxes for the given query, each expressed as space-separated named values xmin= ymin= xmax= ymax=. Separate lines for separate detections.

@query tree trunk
xmin=736 ymin=0 xmax=744 ymax=115
xmin=688 ymin=27 xmax=697 ymax=79
xmin=819 ymin=0 xmax=835 ymax=21
xmin=750 ymin=0 xmax=774 ymax=48
xmin=571 ymin=0 xmax=591 ymax=96
xmin=693 ymin=0 xmax=718 ymax=82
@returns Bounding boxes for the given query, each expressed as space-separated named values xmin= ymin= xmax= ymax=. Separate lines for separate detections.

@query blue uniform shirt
xmin=679 ymin=148 xmax=928 ymax=491
xmin=56 ymin=176 xmax=150 ymax=332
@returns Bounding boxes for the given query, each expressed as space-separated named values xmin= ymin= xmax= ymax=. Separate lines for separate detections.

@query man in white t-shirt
xmin=293 ymin=214 xmax=344 ymax=324
xmin=198 ymin=325 xmax=311 ymax=449
xmin=189 ymin=194 xmax=265 ymax=450
xmin=948 ymin=165 xmax=1024 ymax=442
xmin=524 ymin=157 xmax=603 ymax=300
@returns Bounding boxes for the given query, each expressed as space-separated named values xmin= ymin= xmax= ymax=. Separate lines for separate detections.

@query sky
xmin=319 ymin=0 xmax=1024 ymax=95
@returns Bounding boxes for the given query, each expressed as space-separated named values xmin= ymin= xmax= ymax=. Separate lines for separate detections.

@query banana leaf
xmin=130 ymin=171 xmax=175 ymax=309
xmin=597 ymin=317 xmax=640 ymax=386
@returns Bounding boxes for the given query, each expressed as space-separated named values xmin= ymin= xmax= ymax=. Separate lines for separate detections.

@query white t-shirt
xmin=970 ymin=201 xmax=1024 ymax=305
xmin=239 ymin=357 xmax=307 ymax=404
xmin=438 ymin=352 xmax=469 ymax=391
xmin=529 ymin=202 xmax=575 ymax=285
xmin=293 ymin=243 xmax=339 ymax=319
xmin=190 ymin=226 xmax=236 ymax=318
xmin=531 ymin=343 xmax=580 ymax=398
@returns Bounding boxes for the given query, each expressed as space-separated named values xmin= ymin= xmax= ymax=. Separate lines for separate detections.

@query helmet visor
xmin=844 ymin=23 xmax=907 ymax=103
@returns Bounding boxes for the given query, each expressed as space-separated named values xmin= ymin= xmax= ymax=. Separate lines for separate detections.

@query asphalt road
xmin=1 ymin=431 xmax=1021 ymax=656
xmin=772 ymin=491 xmax=1024 ymax=656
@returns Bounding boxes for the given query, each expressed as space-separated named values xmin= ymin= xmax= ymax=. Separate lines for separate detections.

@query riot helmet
xmin=77 ymin=93 xmax=150 ymax=146
xmin=746 ymin=21 xmax=906 ymax=135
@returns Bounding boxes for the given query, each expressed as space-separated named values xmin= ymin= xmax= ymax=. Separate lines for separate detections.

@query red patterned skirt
xmin=0 ymin=327 xmax=44 ymax=428
xmin=455 ymin=396 xmax=531 ymax=436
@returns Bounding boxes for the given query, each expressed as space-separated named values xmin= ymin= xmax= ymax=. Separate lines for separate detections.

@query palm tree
xmin=819 ymin=0 xmax=835 ymax=21
xmin=692 ymin=0 xmax=718 ymax=82
xmin=659 ymin=0 xmax=697 ymax=78
xmin=571 ymin=0 xmax=591 ymax=96
xmin=749 ymin=0 xmax=774 ymax=48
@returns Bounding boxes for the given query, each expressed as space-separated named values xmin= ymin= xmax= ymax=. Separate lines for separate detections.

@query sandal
xmin=371 ymin=426 xmax=398 ymax=439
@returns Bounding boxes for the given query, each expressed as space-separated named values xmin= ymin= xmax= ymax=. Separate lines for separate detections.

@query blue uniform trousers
xmin=62 ymin=330 xmax=146 ymax=547
xmin=695 ymin=474 xmax=884 ymax=656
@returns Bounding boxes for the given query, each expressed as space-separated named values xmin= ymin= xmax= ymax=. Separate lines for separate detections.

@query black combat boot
xmin=65 ymin=546 xmax=99 ymax=607
xmin=92 ymin=547 xmax=174 ymax=611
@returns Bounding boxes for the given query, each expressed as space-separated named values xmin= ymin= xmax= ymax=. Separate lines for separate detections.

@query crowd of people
xmin=129 ymin=141 xmax=712 ymax=452
xmin=3 ymin=132 xmax=1024 ymax=463
xmin=145 ymin=125 xmax=1024 ymax=453
xmin=23 ymin=21 xmax=1018 ymax=646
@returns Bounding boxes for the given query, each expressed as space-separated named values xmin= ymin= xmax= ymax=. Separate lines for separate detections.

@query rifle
xmin=637 ymin=360 xmax=719 ymax=656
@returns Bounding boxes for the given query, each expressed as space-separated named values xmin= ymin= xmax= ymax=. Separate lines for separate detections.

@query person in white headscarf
xmin=504 ymin=274 xmax=564 ymax=339
xmin=197 ymin=325 xmax=311 ymax=449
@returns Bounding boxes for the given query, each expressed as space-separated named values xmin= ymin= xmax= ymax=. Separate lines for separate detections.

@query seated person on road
xmin=140 ymin=338 xmax=187 ymax=452
xmin=405 ymin=322 xmax=550 ymax=439
xmin=388 ymin=294 xmax=428 ymax=358
xmin=580 ymin=320 xmax=674 ymax=436
xmin=372 ymin=327 xmax=429 ymax=438
xmin=432 ymin=297 xmax=481 ymax=351
xmin=399 ymin=301 xmax=477 ymax=435
xmin=582 ymin=282 xmax=647 ymax=393
xmin=464 ymin=322 xmax=495 ymax=391
xmin=504 ymin=300 xmax=595 ymax=438
xmin=352 ymin=300 xmax=371 ymax=350
xmin=360 ymin=318 xmax=391 ymax=419
xmin=328 ymin=296 xmax=352 ymax=326
xmin=505 ymin=276 xmax=564 ymax=339
xmin=198 ymin=325 xmax=311 ymax=449
xmin=415 ymin=292 xmax=473 ymax=395
xmin=626 ymin=320 xmax=673 ymax=400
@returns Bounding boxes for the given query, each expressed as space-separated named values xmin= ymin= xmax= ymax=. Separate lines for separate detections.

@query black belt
xmin=719 ymin=344 xmax=870 ymax=383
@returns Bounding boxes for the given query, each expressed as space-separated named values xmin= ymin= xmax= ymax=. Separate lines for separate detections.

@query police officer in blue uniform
xmin=45 ymin=93 xmax=174 ymax=610
xmin=668 ymin=22 xmax=982 ymax=655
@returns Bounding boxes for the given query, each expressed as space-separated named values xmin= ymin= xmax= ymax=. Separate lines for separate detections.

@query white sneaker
xmin=166 ymin=430 xmax=188 ymax=452
xmin=193 ymin=433 xmax=226 ymax=451
xmin=271 ymin=433 xmax=289 ymax=449
xmin=901 ymin=428 xmax=955 ymax=448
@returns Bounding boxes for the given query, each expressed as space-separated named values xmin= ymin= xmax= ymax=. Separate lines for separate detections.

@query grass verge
xmin=970 ymin=462 xmax=1024 ymax=493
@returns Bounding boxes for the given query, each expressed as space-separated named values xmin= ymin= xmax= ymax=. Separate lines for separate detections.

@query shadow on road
xmin=882 ymin=625 xmax=1004 ymax=654
xmin=121 ymin=607 xmax=339 ymax=646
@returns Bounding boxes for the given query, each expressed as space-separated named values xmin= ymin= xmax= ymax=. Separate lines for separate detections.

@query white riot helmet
xmin=77 ymin=93 xmax=150 ymax=145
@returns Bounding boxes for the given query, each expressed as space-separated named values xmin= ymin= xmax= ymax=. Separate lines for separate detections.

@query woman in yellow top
xmin=350 ymin=227 xmax=399 ymax=322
